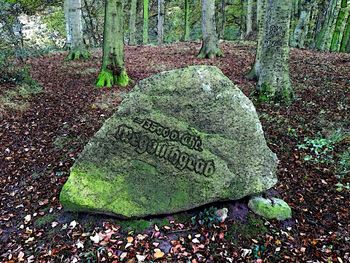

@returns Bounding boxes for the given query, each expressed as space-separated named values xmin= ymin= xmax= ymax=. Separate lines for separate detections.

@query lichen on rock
xmin=248 ymin=196 xmax=292 ymax=221
xmin=60 ymin=65 xmax=278 ymax=218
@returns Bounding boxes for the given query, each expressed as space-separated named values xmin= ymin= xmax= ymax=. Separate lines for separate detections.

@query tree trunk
xmin=340 ymin=11 xmax=350 ymax=52
xmin=315 ymin=0 xmax=339 ymax=51
xmin=246 ymin=0 xmax=266 ymax=79
xmin=96 ymin=0 xmax=129 ymax=88
xmin=198 ymin=0 xmax=222 ymax=58
xmin=290 ymin=1 xmax=312 ymax=48
xmin=256 ymin=0 xmax=262 ymax=25
xmin=184 ymin=0 xmax=190 ymax=41
xmin=129 ymin=0 xmax=137 ymax=45
xmin=82 ymin=0 xmax=100 ymax=47
xmin=157 ymin=0 xmax=165 ymax=45
xmin=143 ymin=0 xmax=149 ymax=44
xmin=64 ymin=0 xmax=72 ymax=48
xmin=289 ymin=0 xmax=300 ymax=40
xmin=330 ymin=0 xmax=349 ymax=52
xmin=240 ymin=0 xmax=246 ymax=39
xmin=246 ymin=0 xmax=253 ymax=38
xmin=217 ymin=0 xmax=226 ymax=39
xmin=64 ymin=0 xmax=89 ymax=60
xmin=256 ymin=0 xmax=294 ymax=104
xmin=305 ymin=1 xmax=320 ymax=48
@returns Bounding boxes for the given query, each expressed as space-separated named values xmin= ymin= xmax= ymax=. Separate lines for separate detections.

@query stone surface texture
xmin=60 ymin=65 xmax=278 ymax=217
xmin=248 ymin=196 xmax=292 ymax=220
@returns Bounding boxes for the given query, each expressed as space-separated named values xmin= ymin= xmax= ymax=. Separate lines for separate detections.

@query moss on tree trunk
xmin=64 ymin=0 xmax=89 ymax=60
xmin=129 ymin=0 xmax=137 ymax=46
xmin=330 ymin=0 xmax=349 ymax=52
xmin=290 ymin=1 xmax=312 ymax=48
xmin=143 ymin=0 xmax=149 ymax=44
xmin=96 ymin=0 xmax=129 ymax=88
xmin=198 ymin=0 xmax=222 ymax=59
xmin=246 ymin=0 xmax=266 ymax=80
xmin=315 ymin=0 xmax=339 ymax=51
xmin=340 ymin=13 xmax=350 ymax=52
xmin=256 ymin=0 xmax=294 ymax=104
xmin=157 ymin=0 xmax=165 ymax=45
xmin=184 ymin=0 xmax=190 ymax=41
xmin=246 ymin=0 xmax=253 ymax=38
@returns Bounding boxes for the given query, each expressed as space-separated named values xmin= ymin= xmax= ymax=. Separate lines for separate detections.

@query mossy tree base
xmin=197 ymin=47 xmax=223 ymax=59
xmin=256 ymin=82 xmax=295 ymax=105
xmin=96 ymin=69 xmax=130 ymax=88
xmin=246 ymin=65 xmax=258 ymax=80
xmin=66 ymin=49 xmax=90 ymax=61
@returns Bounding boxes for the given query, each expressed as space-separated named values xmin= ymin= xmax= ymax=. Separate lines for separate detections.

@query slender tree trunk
xmin=314 ymin=0 xmax=329 ymax=48
xmin=64 ymin=0 xmax=72 ymax=48
xmin=157 ymin=0 xmax=165 ymax=45
xmin=64 ymin=0 xmax=89 ymax=60
xmin=184 ymin=0 xmax=190 ymax=41
xmin=246 ymin=0 xmax=266 ymax=79
xmin=256 ymin=0 xmax=262 ymax=25
xmin=198 ymin=0 xmax=222 ymax=58
xmin=305 ymin=1 xmax=320 ymax=48
xmin=217 ymin=0 xmax=226 ymax=39
xmin=291 ymin=1 xmax=312 ymax=48
xmin=256 ymin=0 xmax=294 ymax=104
xmin=325 ymin=0 xmax=342 ymax=51
xmin=83 ymin=0 xmax=100 ymax=47
xmin=340 ymin=11 xmax=350 ymax=52
xmin=315 ymin=0 xmax=339 ymax=51
xmin=143 ymin=0 xmax=149 ymax=44
xmin=330 ymin=0 xmax=349 ymax=52
xmin=246 ymin=0 xmax=253 ymax=38
xmin=96 ymin=0 xmax=129 ymax=88
xmin=289 ymin=0 xmax=300 ymax=41
xmin=129 ymin=0 xmax=137 ymax=45
xmin=240 ymin=0 xmax=246 ymax=39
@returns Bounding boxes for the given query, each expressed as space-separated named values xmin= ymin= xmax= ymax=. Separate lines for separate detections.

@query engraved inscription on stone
xmin=113 ymin=118 xmax=215 ymax=177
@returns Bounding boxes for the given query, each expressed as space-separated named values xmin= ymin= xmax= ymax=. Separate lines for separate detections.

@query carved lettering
xmin=115 ymin=120 xmax=216 ymax=176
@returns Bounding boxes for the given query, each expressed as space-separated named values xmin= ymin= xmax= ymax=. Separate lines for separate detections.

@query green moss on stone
xmin=60 ymin=164 xmax=145 ymax=217
xmin=248 ymin=196 xmax=292 ymax=221
xmin=60 ymin=65 xmax=278 ymax=218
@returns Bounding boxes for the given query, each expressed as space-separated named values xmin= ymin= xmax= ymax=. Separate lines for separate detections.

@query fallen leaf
xmin=154 ymin=248 xmax=165 ymax=259
xmin=90 ymin=233 xmax=100 ymax=243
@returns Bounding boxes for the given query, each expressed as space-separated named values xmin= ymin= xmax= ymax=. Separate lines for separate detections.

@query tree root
xmin=96 ymin=70 xmax=114 ymax=88
xmin=66 ymin=50 xmax=90 ymax=61
xmin=96 ymin=69 xmax=130 ymax=88
xmin=197 ymin=47 xmax=223 ymax=59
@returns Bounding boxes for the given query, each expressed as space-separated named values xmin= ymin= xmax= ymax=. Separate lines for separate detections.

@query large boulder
xmin=60 ymin=65 xmax=278 ymax=218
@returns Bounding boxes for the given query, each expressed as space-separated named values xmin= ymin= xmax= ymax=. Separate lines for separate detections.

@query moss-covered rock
xmin=60 ymin=65 xmax=278 ymax=218
xmin=248 ymin=196 xmax=292 ymax=221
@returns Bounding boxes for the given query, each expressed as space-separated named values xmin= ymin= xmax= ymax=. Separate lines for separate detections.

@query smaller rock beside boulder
xmin=248 ymin=196 xmax=292 ymax=221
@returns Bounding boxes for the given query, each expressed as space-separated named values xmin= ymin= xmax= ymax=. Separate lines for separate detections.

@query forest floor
xmin=0 ymin=41 xmax=349 ymax=262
